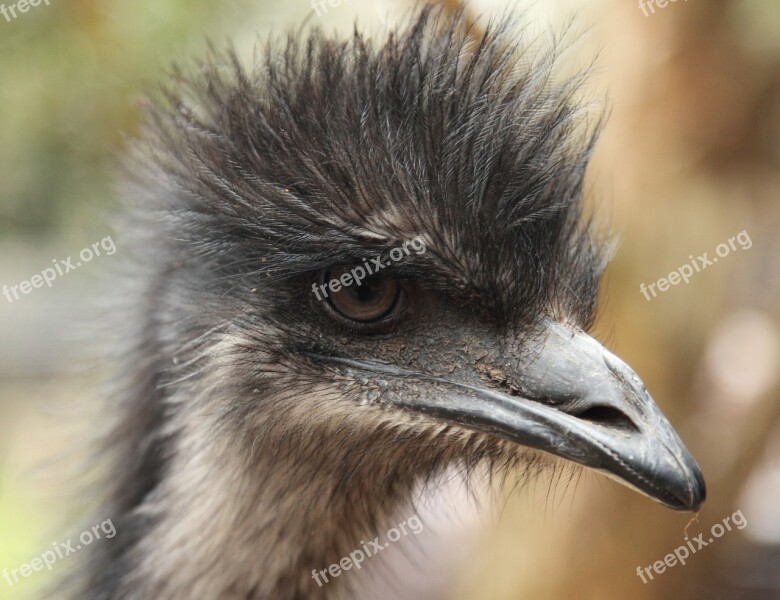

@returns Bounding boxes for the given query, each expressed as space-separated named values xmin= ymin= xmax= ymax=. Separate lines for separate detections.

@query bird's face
xmin=290 ymin=255 xmax=705 ymax=512
xmin=142 ymin=8 xmax=705 ymax=516
xmin=188 ymin=229 xmax=704 ymax=513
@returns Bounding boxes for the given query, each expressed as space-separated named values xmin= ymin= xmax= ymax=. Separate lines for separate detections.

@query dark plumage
xmin=73 ymin=6 xmax=704 ymax=599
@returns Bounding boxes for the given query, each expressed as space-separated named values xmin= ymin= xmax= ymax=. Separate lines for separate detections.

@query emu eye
xmin=323 ymin=269 xmax=402 ymax=322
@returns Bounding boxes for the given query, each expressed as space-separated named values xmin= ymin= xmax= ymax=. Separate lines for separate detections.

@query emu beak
xmin=311 ymin=321 xmax=706 ymax=512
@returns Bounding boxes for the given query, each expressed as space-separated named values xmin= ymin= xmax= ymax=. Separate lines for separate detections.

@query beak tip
xmin=685 ymin=465 xmax=707 ymax=513
xmin=665 ymin=459 xmax=706 ymax=512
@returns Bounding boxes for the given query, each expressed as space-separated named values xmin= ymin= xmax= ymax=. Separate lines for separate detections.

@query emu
xmin=76 ymin=7 xmax=705 ymax=599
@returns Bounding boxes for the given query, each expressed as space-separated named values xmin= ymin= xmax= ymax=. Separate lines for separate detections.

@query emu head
xmin=96 ymin=7 xmax=705 ymax=599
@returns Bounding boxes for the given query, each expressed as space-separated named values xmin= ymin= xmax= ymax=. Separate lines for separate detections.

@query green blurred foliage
xmin=0 ymin=0 xmax=248 ymax=236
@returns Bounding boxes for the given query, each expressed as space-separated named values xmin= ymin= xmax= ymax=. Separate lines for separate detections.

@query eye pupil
xmin=323 ymin=269 xmax=402 ymax=323
xmin=354 ymin=283 xmax=375 ymax=302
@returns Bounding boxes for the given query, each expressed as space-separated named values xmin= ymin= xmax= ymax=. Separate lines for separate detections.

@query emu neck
xmin=121 ymin=414 xmax=423 ymax=599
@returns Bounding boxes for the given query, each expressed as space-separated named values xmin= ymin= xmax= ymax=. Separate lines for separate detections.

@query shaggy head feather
xmin=76 ymin=6 xmax=610 ymax=599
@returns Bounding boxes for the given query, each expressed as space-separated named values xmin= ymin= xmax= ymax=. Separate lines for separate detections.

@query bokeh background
xmin=1 ymin=0 xmax=778 ymax=598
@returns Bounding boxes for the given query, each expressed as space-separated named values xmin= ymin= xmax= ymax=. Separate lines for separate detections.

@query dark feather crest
xmin=131 ymin=4 xmax=607 ymax=328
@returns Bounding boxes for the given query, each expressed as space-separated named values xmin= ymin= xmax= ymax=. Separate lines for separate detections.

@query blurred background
xmin=1 ymin=0 xmax=778 ymax=598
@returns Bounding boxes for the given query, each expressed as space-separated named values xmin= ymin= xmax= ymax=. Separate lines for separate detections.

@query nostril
xmin=573 ymin=405 xmax=639 ymax=433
